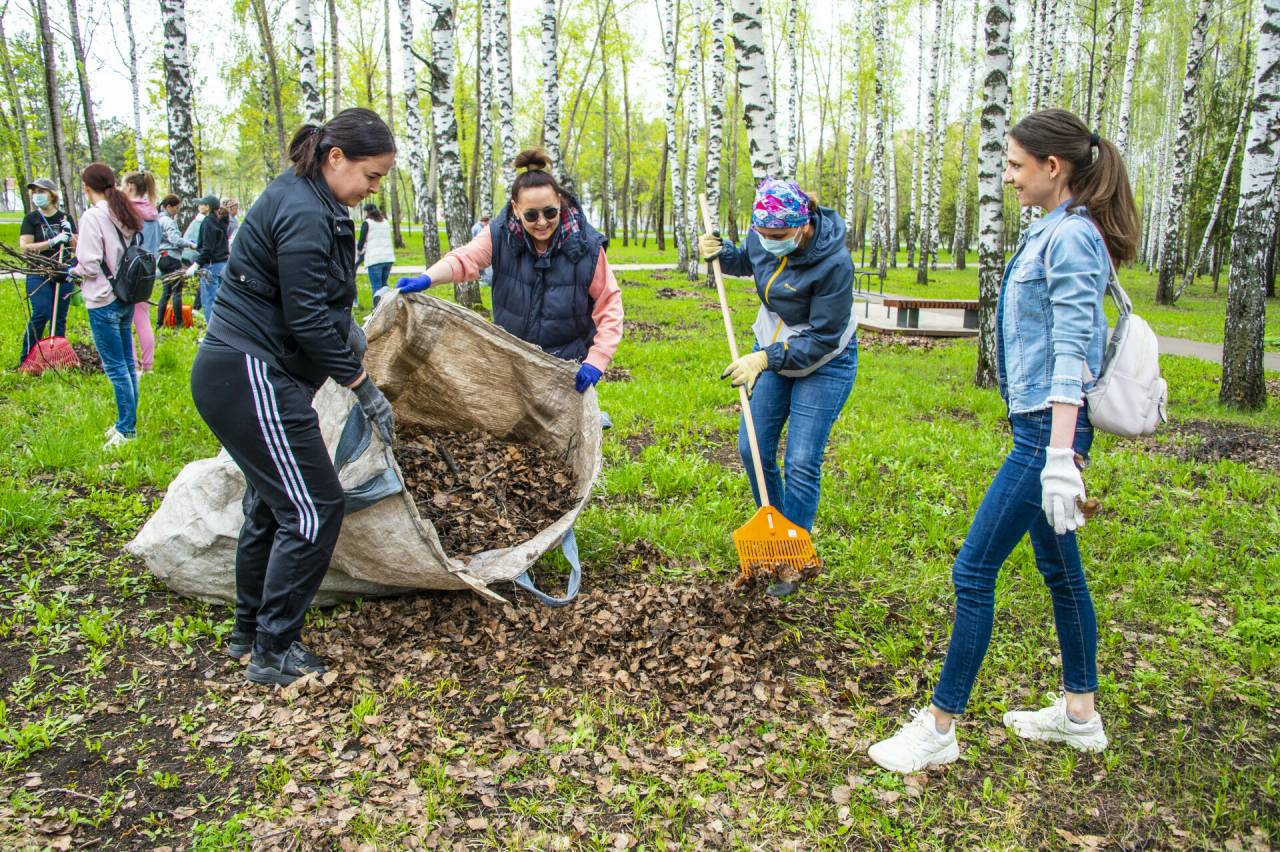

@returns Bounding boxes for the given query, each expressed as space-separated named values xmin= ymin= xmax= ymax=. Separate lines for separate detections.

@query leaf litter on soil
xmin=394 ymin=428 xmax=578 ymax=556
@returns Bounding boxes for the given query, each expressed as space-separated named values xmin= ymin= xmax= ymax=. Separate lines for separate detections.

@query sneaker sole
xmin=868 ymin=741 xmax=960 ymax=774
xmin=1003 ymin=715 xmax=1108 ymax=752
xmin=246 ymin=665 xmax=298 ymax=686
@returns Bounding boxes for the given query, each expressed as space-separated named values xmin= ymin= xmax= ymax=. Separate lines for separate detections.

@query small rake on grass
xmin=698 ymin=194 xmax=823 ymax=593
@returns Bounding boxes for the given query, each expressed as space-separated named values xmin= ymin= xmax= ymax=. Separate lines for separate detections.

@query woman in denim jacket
xmin=870 ymin=109 xmax=1140 ymax=773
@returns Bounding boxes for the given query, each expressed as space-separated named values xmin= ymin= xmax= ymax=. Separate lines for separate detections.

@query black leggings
xmin=156 ymin=255 xmax=185 ymax=328
xmin=191 ymin=339 xmax=344 ymax=653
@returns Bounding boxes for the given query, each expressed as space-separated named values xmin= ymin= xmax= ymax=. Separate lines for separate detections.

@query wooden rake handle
xmin=698 ymin=194 xmax=771 ymax=509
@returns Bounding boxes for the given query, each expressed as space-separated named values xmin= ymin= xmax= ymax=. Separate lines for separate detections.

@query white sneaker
xmin=102 ymin=428 xmax=133 ymax=450
xmin=1003 ymin=693 xmax=1108 ymax=752
xmin=868 ymin=707 xmax=960 ymax=773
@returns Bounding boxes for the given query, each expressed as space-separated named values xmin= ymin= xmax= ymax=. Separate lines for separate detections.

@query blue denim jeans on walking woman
xmin=931 ymin=407 xmax=1098 ymax=715
xmin=86 ymin=300 xmax=139 ymax=438
xmin=367 ymin=261 xmax=392 ymax=299
xmin=737 ymin=338 xmax=857 ymax=533
xmin=200 ymin=261 xmax=227 ymax=327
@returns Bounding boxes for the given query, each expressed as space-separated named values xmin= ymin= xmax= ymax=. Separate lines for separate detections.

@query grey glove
xmin=347 ymin=322 xmax=368 ymax=362
xmin=352 ymin=376 xmax=395 ymax=445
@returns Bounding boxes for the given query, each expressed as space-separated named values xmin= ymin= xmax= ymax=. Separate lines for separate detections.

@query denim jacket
xmin=997 ymin=200 xmax=1109 ymax=414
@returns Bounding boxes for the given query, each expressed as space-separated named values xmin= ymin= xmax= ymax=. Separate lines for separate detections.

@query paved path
xmin=388 ymin=262 xmax=679 ymax=273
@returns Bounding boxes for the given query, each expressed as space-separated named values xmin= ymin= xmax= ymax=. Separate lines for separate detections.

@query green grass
xmin=0 ymin=269 xmax=1277 ymax=849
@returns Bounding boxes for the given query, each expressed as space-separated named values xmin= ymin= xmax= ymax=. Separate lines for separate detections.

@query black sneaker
xmin=246 ymin=642 xmax=327 ymax=686
xmin=225 ymin=628 xmax=254 ymax=660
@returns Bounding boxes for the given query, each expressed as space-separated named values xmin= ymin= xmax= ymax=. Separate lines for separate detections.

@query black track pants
xmin=191 ymin=340 xmax=344 ymax=653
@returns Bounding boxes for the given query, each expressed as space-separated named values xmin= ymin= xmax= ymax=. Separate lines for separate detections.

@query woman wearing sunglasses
xmin=395 ymin=147 xmax=623 ymax=401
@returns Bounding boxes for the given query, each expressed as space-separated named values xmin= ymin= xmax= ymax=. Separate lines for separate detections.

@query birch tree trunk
xmin=119 ymin=0 xmax=146 ymax=169
xmin=976 ymin=0 xmax=1012 ymax=387
xmin=161 ymin=0 xmax=198 ymax=223
xmin=66 ymin=0 xmax=100 ymax=161
xmin=1115 ymin=0 xmax=1144 ymax=156
xmin=908 ymin=0 xmax=925 ymax=267
xmin=493 ymin=0 xmax=517 ymax=187
xmin=1092 ymin=0 xmax=1119 ymax=128
xmin=706 ymin=0 xmax=727 ymax=219
xmin=1221 ymin=2 xmax=1279 ymax=409
xmin=887 ymin=107 xmax=898 ymax=266
xmin=784 ymin=0 xmax=799 ymax=179
xmin=685 ymin=0 xmax=703 ymax=281
xmin=1154 ymin=0 xmax=1211 ymax=303
xmin=952 ymin=0 xmax=981 ymax=270
xmin=382 ymin=0 xmax=404 ymax=247
xmin=0 ymin=11 xmax=33 ymax=188
xmin=1041 ymin=0 xmax=1057 ymax=107
xmin=424 ymin=0 xmax=478 ymax=308
xmin=1177 ymin=90 xmax=1249 ymax=301
xmin=1031 ymin=0 xmax=1045 ymax=111
xmin=250 ymin=0 xmax=287 ymax=168
xmin=540 ymin=0 xmax=573 ymax=192
xmin=871 ymin=0 xmax=889 ymax=279
xmin=398 ymin=0 xmax=435 ymax=262
xmin=732 ymin=0 xmax=780 ymax=180
xmin=327 ymin=0 xmax=341 ymax=112
xmin=917 ymin=0 xmax=943 ymax=284
xmin=662 ymin=0 xmax=688 ymax=271
xmin=36 ymin=0 xmax=73 ymax=213
xmin=478 ymin=0 xmax=494 ymax=216
xmin=293 ymin=0 xmax=325 ymax=124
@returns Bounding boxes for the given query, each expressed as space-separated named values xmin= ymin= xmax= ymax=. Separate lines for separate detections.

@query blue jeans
xmin=367 ymin=262 xmax=392 ymax=298
xmin=200 ymin=262 xmax=226 ymax=327
xmin=87 ymin=300 xmax=139 ymax=437
xmin=932 ymin=407 xmax=1098 ymax=714
xmin=20 ymin=274 xmax=72 ymax=363
xmin=737 ymin=339 xmax=857 ymax=532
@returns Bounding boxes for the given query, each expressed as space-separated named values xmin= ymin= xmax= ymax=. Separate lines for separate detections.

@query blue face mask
xmin=758 ymin=231 xmax=799 ymax=257
xmin=32 ymin=193 xmax=50 ymax=208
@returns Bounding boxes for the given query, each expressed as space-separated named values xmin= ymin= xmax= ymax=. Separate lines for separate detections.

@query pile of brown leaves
xmin=394 ymin=428 xmax=578 ymax=556
xmin=655 ymin=287 xmax=698 ymax=299
xmin=603 ymin=367 xmax=632 ymax=382
xmin=71 ymin=341 xmax=102 ymax=372
xmin=856 ymin=332 xmax=955 ymax=352
xmin=1144 ymin=419 xmax=1280 ymax=472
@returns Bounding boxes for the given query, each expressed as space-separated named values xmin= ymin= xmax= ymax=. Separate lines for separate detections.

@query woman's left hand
xmin=575 ymin=363 xmax=602 ymax=392
xmin=1040 ymin=447 xmax=1087 ymax=535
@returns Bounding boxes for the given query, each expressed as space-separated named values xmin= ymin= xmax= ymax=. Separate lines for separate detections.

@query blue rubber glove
xmin=396 ymin=273 xmax=432 ymax=293
xmin=575 ymin=363 xmax=603 ymax=393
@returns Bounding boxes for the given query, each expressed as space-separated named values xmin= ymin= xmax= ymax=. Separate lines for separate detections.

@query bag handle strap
xmin=1042 ymin=208 xmax=1133 ymax=317
xmin=511 ymin=527 xmax=583 ymax=608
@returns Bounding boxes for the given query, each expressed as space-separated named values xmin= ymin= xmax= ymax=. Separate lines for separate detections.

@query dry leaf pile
xmin=1144 ymin=419 xmax=1280 ymax=472
xmin=394 ymin=428 xmax=578 ymax=556
xmin=71 ymin=342 xmax=102 ymax=372
xmin=603 ymin=367 xmax=632 ymax=383
xmin=856 ymin=333 xmax=956 ymax=352
xmin=654 ymin=287 xmax=698 ymax=300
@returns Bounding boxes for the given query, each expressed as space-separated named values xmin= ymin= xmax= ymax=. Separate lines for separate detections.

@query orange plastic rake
xmin=698 ymin=194 xmax=822 ymax=591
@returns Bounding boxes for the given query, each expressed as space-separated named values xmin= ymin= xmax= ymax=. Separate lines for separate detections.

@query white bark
xmin=1177 ymin=90 xmax=1249 ymax=301
xmin=327 ymin=0 xmax=340 ymax=113
xmin=917 ymin=0 xmax=943 ymax=284
xmin=493 ymin=0 xmax=517 ymax=187
xmin=0 ymin=12 xmax=33 ymax=187
xmin=293 ymin=0 xmax=324 ymax=124
xmin=784 ymin=0 xmax=798 ymax=179
xmin=1155 ymin=0 xmax=1212 ymax=303
xmin=706 ymin=0 xmax=727 ymax=219
xmin=952 ymin=0 xmax=981 ymax=269
xmin=1114 ymin=0 xmax=1144 ymax=156
xmin=424 ymin=0 xmax=473 ymax=261
xmin=66 ymin=0 xmax=100 ymax=160
xmin=160 ymin=0 xmax=197 ymax=222
xmin=478 ymin=0 xmax=494 ymax=216
xmin=887 ymin=106 xmax=898 ymax=265
xmin=398 ymin=0 xmax=433 ymax=260
xmin=685 ymin=0 xmax=704 ymax=280
xmin=120 ymin=0 xmax=145 ymax=169
xmin=663 ymin=0 xmax=688 ymax=271
xmin=1042 ymin=0 xmax=1058 ymax=107
xmin=1221 ymin=1 xmax=1279 ymax=409
xmin=976 ymin=0 xmax=1012 ymax=387
xmin=540 ymin=0 xmax=572 ymax=190
xmin=732 ymin=0 xmax=780 ymax=180
xmin=871 ymin=0 xmax=889 ymax=278
xmin=1092 ymin=0 xmax=1120 ymax=128
xmin=1032 ymin=0 xmax=1046 ymax=110
xmin=908 ymin=0 xmax=925 ymax=266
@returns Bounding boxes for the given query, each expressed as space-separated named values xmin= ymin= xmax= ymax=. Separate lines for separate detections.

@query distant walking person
xmin=869 ymin=109 xmax=1140 ymax=773
xmin=122 ymin=171 xmax=159 ymax=375
xmin=471 ymin=214 xmax=493 ymax=286
xmin=70 ymin=163 xmax=144 ymax=449
xmin=223 ymin=198 xmax=241 ymax=242
xmin=155 ymin=194 xmax=195 ymax=329
xmin=187 ymin=195 xmax=230 ymax=326
xmin=17 ymin=177 xmax=77 ymax=365
xmin=357 ymin=203 xmax=395 ymax=305
xmin=191 ymin=108 xmax=398 ymax=686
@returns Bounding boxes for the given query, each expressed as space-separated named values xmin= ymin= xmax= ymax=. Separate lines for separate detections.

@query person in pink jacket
xmin=122 ymin=171 xmax=159 ymax=376
xmin=70 ymin=163 xmax=144 ymax=449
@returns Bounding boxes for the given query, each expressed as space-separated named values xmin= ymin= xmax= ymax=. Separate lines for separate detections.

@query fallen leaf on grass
xmin=466 ymin=817 xmax=489 ymax=831
xmin=831 ymin=785 xmax=852 ymax=804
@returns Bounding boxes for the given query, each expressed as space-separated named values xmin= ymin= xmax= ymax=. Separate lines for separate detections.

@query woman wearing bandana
xmin=699 ymin=179 xmax=858 ymax=595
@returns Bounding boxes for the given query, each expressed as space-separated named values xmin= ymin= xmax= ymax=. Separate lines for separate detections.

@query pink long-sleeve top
xmin=441 ymin=227 xmax=624 ymax=372
xmin=72 ymin=200 xmax=138 ymax=309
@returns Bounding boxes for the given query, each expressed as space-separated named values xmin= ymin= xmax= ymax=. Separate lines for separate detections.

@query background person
xmin=188 ymin=195 xmax=230 ymax=326
xmin=122 ymin=171 xmax=159 ymax=376
xmin=698 ymin=178 xmax=858 ymax=595
xmin=868 ymin=109 xmax=1139 ymax=773
xmin=17 ymin=177 xmax=77 ymax=365
xmin=471 ymin=213 xmax=493 ymax=286
xmin=70 ymin=163 xmax=144 ymax=449
xmin=223 ymin=197 xmax=241 ymax=242
xmin=155 ymin=194 xmax=195 ymax=329
xmin=357 ymin=203 xmax=395 ymax=305
xmin=190 ymin=108 xmax=397 ymax=687
xmin=181 ymin=199 xmax=208 ymax=312
xmin=396 ymin=148 xmax=623 ymax=409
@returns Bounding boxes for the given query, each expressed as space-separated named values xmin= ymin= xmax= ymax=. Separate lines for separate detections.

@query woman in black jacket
xmin=187 ymin=195 xmax=231 ymax=326
xmin=190 ymin=108 xmax=397 ymax=686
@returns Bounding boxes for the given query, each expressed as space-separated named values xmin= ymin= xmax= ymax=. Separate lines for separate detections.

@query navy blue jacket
xmin=717 ymin=206 xmax=856 ymax=374
xmin=488 ymin=199 xmax=607 ymax=362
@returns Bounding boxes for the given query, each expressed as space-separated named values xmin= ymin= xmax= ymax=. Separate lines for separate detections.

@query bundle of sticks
xmin=0 ymin=241 xmax=72 ymax=279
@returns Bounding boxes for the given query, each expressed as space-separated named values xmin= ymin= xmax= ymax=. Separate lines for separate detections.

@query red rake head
xmin=18 ymin=337 xmax=80 ymax=376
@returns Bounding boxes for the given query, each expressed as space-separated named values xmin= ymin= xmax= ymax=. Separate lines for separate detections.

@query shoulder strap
xmin=1042 ymin=208 xmax=1132 ymax=317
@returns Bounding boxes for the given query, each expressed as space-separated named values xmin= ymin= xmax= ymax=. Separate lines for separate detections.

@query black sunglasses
xmin=519 ymin=206 xmax=561 ymax=224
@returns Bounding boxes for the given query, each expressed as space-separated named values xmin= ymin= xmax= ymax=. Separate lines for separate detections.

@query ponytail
xmin=290 ymin=107 xmax=397 ymax=180
xmin=1010 ymin=109 xmax=1140 ymax=265
xmin=81 ymin=162 xmax=143 ymax=233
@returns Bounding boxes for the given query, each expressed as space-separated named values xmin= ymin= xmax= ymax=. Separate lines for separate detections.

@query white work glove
xmin=1041 ymin=447 xmax=1087 ymax=536
xmin=186 ymin=263 xmax=201 ymax=278
xmin=47 ymin=232 xmax=70 ymax=248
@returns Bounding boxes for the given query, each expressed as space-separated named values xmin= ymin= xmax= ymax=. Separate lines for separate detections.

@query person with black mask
xmin=190 ymin=108 xmax=397 ymax=686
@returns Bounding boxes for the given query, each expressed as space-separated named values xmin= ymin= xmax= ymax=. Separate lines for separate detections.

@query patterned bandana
xmin=506 ymin=199 xmax=581 ymax=250
xmin=752 ymin=177 xmax=811 ymax=229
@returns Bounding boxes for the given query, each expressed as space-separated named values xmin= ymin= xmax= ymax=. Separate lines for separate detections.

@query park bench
xmin=882 ymin=298 xmax=980 ymax=330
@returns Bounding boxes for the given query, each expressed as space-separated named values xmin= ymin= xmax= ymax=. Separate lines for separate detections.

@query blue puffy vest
xmin=488 ymin=203 xmax=606 ymax=362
